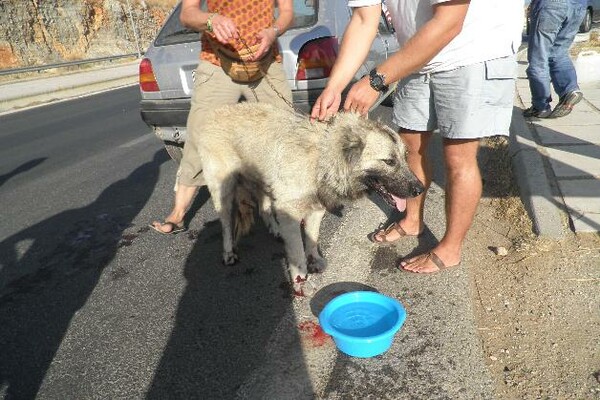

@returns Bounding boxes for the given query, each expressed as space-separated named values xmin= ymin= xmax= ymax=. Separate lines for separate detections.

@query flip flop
xmin=398 ymin=251 xmax=460 ymax=274
xmin=368 ymin=222 xmax=422 ymax=247
xmin=149 ymin=221 xmax=186 ymax=235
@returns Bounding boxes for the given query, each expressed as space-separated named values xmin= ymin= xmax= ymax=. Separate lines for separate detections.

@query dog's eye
xmin=383 ymin=159 xmax=396 ymax=167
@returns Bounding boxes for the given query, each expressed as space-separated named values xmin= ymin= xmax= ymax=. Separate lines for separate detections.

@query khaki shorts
xmin=392 ymin=55 xmax=516 ymax=139
xmin=178 ymin=60 xmax=292 ymax=187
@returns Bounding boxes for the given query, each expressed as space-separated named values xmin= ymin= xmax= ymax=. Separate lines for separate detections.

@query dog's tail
xmin=234 ymin=185 xmax=255 ymax=242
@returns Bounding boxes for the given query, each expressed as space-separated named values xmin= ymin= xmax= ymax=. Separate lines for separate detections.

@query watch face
xmin=369 ymin=69 xmax=387 ymax=92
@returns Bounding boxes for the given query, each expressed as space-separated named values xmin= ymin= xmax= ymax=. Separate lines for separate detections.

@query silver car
xmin=139 ymin=1 xmax=399 ymax=162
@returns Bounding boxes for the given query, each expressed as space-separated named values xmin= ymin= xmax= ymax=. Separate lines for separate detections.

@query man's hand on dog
xmin=311 ymin=87 xmax=342 ymax=122
xmin=344 ymin=76 xmax=379 ymax=116
xmin=311 ymin=76 xmax=379 ymax=121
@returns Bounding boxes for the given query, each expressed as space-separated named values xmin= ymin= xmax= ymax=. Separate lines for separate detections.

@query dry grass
xmin=571 ymin=30 xmax=600 ymax=56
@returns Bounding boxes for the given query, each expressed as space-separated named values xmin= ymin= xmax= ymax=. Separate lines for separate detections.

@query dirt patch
xmin=467 ymin=137 xmax=600 ymax=399
xmin=571 ymin=31 xmax=600 ymax=57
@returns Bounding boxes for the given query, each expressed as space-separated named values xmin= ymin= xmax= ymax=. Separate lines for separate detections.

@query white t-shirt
xmin=347 ymin=0 xmax=524 ymax=73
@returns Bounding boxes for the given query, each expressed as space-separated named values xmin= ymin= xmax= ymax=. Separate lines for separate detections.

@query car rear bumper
xmin=140 ymin=98 xmax=190 ymax=127
xmin=140 ymin=87 xmax=325 ymax=142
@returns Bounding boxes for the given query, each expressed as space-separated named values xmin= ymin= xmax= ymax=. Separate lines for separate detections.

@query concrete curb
xmin=509 ymin=105 xmax=566 ymax=238
xmin=510 ymin=48 xmax=566 ymax=238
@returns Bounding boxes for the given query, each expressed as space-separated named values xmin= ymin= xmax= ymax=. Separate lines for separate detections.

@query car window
xmin=285 ymin=0 xmax=318 ymax=29
xmin=154 ymin=4 xmax=198 ymax=46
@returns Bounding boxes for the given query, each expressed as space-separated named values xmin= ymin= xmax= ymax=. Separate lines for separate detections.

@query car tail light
xmin=139 ymin=58 xmax=159 ymax=92
xmin=296 ymin=37 xmax=339 ymax=80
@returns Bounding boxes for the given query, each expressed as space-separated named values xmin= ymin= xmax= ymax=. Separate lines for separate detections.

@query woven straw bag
xmin=209 ymin=38 xmax=274 ymax=82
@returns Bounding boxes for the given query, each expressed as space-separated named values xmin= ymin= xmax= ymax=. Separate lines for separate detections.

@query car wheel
xmin=164 ymin=141 xmax=184 ymax=164
xmin=579 ymin=9 xmax=592 ymax=33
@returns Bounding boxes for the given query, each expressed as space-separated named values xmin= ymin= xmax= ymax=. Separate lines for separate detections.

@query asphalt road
xmin=0 ymin=86 xmax=318 ymax=398
xmin=0 ymin=87 xmax=494 ymax=399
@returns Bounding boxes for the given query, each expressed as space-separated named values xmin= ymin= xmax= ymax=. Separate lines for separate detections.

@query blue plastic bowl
xmin=318 ymin=291 xmax=406 ymax=358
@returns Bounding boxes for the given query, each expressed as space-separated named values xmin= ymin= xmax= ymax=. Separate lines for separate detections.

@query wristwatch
xmin=368 ymin=68 xmax=389 ymax=93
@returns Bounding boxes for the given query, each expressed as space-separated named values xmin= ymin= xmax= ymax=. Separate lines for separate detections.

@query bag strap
xmin=206 ymin=35 xmax=273 ymax=63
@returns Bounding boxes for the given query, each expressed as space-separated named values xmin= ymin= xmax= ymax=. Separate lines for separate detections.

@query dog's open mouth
xmin=366 ymin=178 xmax=396 ymax=207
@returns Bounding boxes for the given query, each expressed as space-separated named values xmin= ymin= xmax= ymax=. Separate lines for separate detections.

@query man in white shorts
xmin=311 ymin=0 xmax=523 ymax=273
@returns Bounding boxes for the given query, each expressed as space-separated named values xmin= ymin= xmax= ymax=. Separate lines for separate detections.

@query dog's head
xmin=317 ymin=112 xmax=424 ymax=208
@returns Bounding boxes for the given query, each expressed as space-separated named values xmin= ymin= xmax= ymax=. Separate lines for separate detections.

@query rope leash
xmin=236 ymin=36 xmax=298 ymax=112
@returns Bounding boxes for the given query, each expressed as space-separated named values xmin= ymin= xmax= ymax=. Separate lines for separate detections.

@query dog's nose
xmin=411 ymin=182 xmax=425 ymax=197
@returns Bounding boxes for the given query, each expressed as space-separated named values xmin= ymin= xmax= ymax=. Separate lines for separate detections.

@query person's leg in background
xmin=369 ymin=74 xmax=434 ymax=244
xmin=151 ymin=62 xmax=242 ymax=234
xmin=400 ymin=56 xmax=515 ymax=272
xmin=525 ymin=0 xmax=568 ymax=117
xmin=548 ymin=0 xmax=586 ymax=117
xmin=399 ymin=138 xmax=481 ymax=272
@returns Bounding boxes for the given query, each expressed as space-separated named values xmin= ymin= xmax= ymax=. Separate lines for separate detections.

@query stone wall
xmin=0 ymin=0 xmax=178 ymax=69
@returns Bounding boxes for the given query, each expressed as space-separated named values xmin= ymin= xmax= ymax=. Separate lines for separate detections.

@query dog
xmin=198 ymin=102 xmax=424 ymax=296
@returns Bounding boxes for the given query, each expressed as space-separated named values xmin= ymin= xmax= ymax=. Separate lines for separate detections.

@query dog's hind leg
xmin=259 ymin=196 xmax=281 ymax=239
xmin=303 ymin=208 xmax=327 ymax=273
xmin=208 ymin=175 xmax=239 ymax=265
xmin=276 ymin=212 xmax=310 ymax=296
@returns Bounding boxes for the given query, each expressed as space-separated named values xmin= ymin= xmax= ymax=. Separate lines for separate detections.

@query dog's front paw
xmin=222 ymin=251 xmax=239 ymax=265
xmin=292 ymin=275 xmax=316 ymax=297
xmin=307 ymin=254 xmax=327 ymax=273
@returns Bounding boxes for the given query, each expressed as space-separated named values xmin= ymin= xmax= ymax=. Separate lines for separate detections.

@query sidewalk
xmin=0 ymin=60 xmax=139 ymax=114
xmin=511 ymin=50 xmax=600 ymax=235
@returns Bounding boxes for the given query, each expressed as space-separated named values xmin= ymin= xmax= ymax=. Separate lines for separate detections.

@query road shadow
xmin=522 ymin=118 xmax=600 ymax=231
xmin=147 ymin=199 xmax=313 ymax=398
xmin=0 ymin=157 xmax=47 ymax=188
xmin=0 ymin=151 xmax=167 ymax=399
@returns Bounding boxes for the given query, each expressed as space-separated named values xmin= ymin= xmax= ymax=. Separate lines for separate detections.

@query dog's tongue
xmin=391 ymin=195 xmax=407 ymax=212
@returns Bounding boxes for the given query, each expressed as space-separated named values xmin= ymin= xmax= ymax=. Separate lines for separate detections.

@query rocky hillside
xmin=0 ymin=0 xmax=178 ymax=70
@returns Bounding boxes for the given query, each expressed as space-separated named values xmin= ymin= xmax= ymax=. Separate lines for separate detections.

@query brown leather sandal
xmin=368 ymin=222 xmax=422 ymax=247
xmin=398 ymin=251 xmax=460 ymax=274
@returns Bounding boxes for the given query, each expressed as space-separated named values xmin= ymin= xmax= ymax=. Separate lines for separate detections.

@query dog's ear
xmin=341 ymin=126 xmax=365 ymax=166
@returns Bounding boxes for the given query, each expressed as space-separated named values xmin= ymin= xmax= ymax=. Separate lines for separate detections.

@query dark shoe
xmin=550 ymin=90 xmax=583 ymax=118
xmin=523 ymin=106 xmax=552 ymax=118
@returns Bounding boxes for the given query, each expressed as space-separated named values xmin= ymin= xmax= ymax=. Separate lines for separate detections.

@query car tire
xmin=579 ymin=9 xmax=592 ymax=33
xmin=164 ymin=141 xmax=184 ymax=164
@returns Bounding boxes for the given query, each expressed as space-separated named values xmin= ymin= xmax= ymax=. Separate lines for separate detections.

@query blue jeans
xmin=526 ymin=0 xmax=586 ymax=111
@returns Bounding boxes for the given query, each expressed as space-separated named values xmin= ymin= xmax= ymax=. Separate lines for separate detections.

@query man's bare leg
xmin=371 ymin=129 xmax=432 ymax=242
xmin=151 ymin=183 xmax=198 ymax=233
xmin=400 ymin=138 xmax=481 ymax=273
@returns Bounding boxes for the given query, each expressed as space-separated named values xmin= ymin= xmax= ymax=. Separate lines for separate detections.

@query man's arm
xmin=376 ymin=0 xmax=469 ymax=86
xmin=252 ymin=0 xmax=293 ymax=60
xmin=180 ymin=0 xmax=238 ymax=44
xmin=310 ymin=4 xmax=381 ymax=121
xmin=274 ymin=0 xmax=294 ymax=34
xmin=344 ymin=0 xmax=470 ymax=115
